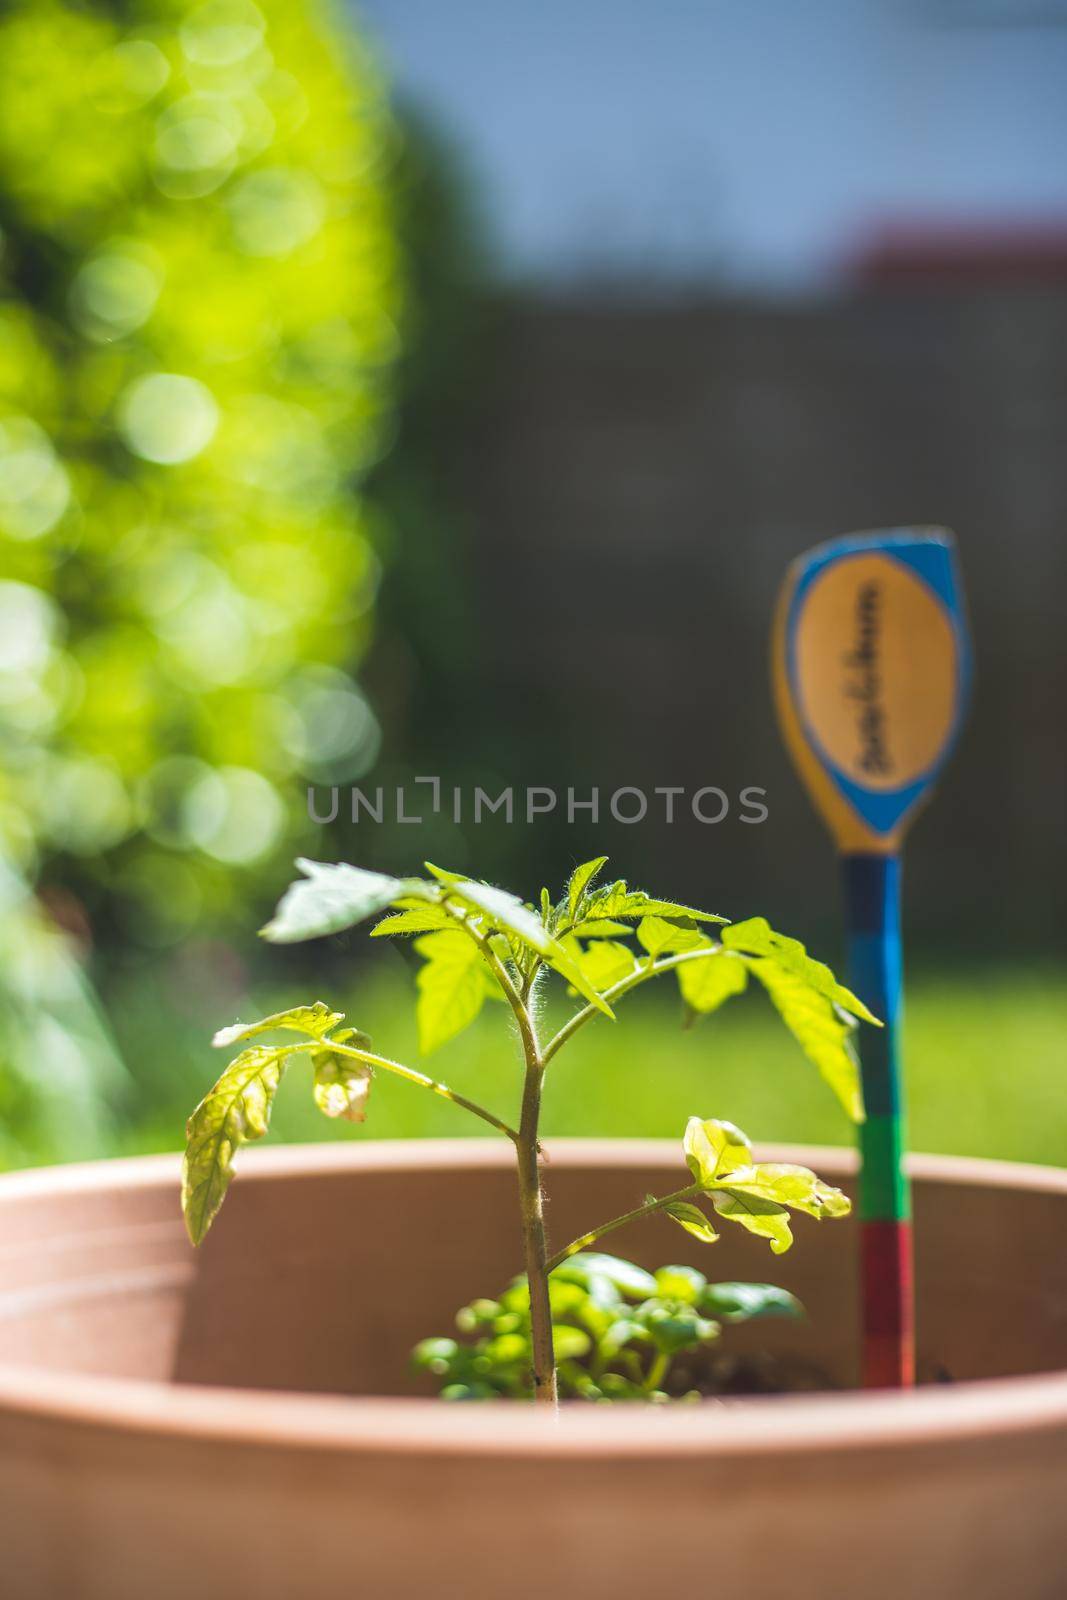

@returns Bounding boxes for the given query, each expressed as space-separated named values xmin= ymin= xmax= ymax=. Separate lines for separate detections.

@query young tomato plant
xmin=182 ymin=857 xmax=876 ymax=1409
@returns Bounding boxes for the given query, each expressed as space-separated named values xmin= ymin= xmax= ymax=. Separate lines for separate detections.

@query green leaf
xmin=552 ymin=1325 xmax=592 ymax=1361
xmin=699 ymin=1281 xmax=804 ymax=1323
xmin=683 ymin=1116 xmax=753 ymax=1184
xmin=653 ymin=1265 xmax=707 ymax=1302
xmin=677 ymin=950 xmax=749 ymax=1015
xmin=182 ymin=1042 xmax=304 ymax=1244
xmin=211 ymin=1001 xmax=343 ymax=1050
xmin=584 ymin=879 xmax=727 ymax=925
xmin=722 ymin=917 xmax=879 ymax=1024
xmin=370 ymin=906 xmax=455 ymax=938
xmin=640 ymin=1304 xmax=719 ymax=1355
xmin=414 ymin=930 xmax=494 ymax=1055
xmin=427 ymin=870 xmax=614 ymax=1017
xmin=550 ymin=1252 xmax=658 ymax=1299
xmin=261 ymin=859 xmax=435 ymax=943
xmin=719 ymin=1161 xmax=851 ymax=1220
xmin=565 ymin=936 xmax=640 ymax=994
xmin=744 ymin=956 xmax=865 ymax=1122
xmin=567 ymin=918 xmax=632 ymax=939
xmin=311 ymin=1049 xmax=372 ymax=1122
xmin=710 ymin=1189 xmax=793 ymax=1254
xmin=663 ymin=1201 xmax=720 ymax=1244
xmin=567 ymin=855 xmax=609 ymax=916
xmin=635 ymin=916 xmax=710 ymax=959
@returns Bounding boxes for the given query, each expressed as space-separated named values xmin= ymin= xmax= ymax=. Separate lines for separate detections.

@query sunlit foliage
xmin=0 ymin=0 xmax=401 ymax=944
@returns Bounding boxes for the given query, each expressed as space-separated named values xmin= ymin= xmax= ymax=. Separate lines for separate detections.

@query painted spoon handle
xmin=841 ymin=851 xmax=914 ymax=1388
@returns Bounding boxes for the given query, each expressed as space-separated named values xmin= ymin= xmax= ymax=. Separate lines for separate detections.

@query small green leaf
xmin=567 ymin=855 xmax=609 ymax=916
xmin=567 ymin=918 xmax=632 ymax=939
xmin=182 ymin=1042 xmax=305 ymax=1244
xmin=663 ymin=1200 xmax=720 ymax=1244
xmin=641 ymin=1304 xmax=719 ymax=1355
xmin=683 ymin=1115 xmax=753 ymax=1185
xmin=552 ymin=1325 xmax=592 ymax=1361
xmin=414 ymin=929 xmax=494 ymax=1055
xmin=635 ymin=916 xmax=710 ymax=959
xmin=584 ymin=879 xmax=727 ymax=925
xmin=551 ymin=1253 xmax=658 ymax=1298
xmin=700 ymin=1281 xmax=804 ymax=1323
xmin=211 ymin=1001 xmax=343 ymax=1049
xmin=429 ymin=871 xmax=615 ymax=1017
xmin=370 ymin=906 xmax=455 ymax=938
xmin=261 ymin=859 xmax=435 ymax=944
xmin=719 ymin=1161 xmax=851 ymax=1220
xmin=677 ymin=950 xmax=749 ymax=1015
xmin=722 ymin=917 xmax=879 ymax=1024
xmin=710 ymin=1189 xmax=793 ymax=1254
xmin=654 ymin=1265 xmax=708 ymax=1302
xmin=565 ymin=936 xmax=640 ymax=994
xmin=744 ymin=957 xmax=865 ymax=1122
xmin=312 ymin=1050 xmax=372 ymax=1122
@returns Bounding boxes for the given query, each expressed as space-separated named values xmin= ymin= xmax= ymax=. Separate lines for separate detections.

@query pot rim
xmin=2 ymin=1139 xmax=1066 ymax=1461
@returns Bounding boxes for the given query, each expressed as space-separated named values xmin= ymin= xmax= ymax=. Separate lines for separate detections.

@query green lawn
xmin=118 ymin=957 xmax=1066 ymax=1169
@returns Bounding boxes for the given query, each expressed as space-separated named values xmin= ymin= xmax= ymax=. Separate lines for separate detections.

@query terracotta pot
xmin=1 ymin=1139 xmax=1066 ymax=1599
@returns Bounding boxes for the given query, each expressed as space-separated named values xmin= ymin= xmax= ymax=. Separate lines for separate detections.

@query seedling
xmin=414 ymin=1256 xmax=805 ymax=1402
xmin=182 ymin=857 xmax=877 ymax=1407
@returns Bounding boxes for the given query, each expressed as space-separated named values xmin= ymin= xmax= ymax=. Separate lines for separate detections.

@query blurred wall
xmin=456 ymin=287 xmax=1067 ymax=955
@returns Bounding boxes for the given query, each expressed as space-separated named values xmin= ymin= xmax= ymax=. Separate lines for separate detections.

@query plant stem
xmin=544 ymin=1182 xmax=703 ymax=1274
xmin=516 ymin=1046 xmax=557 ymax=1407
xmin=326 ymin=1041 xmax=519 ymax=1142
xmin=541 ymin=946 xmax=724 ymax=1065
xmin=645 ymin=1351 xmax=669 ymax=1395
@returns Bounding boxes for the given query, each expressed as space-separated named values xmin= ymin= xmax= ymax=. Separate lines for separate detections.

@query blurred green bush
xmin=0 ymin=0 xmax=400 ymax=942
xmin=0 ymin=0 xmax=403 ymax=1158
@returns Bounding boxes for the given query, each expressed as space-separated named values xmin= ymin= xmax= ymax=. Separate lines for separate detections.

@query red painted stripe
xmin=860 ymin=1219 xmax=915 ymax=1388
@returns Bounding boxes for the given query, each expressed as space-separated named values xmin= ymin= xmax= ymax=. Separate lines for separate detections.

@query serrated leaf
xmin=425 ymin=866 xmax=615 ymax=1017
xmin=719 ymin=1161 xmax=851 ymax=1220
xmin=636 ymin=916 xmax=710 ymax=959
xmin=744 ymin=956 xmax=865 ymax=1122
xmin=683 ymin=1115 xmax=753 ymax=1185
xmin=677 ymin=950 xmax=749 ymax=1015
xmin=699 ymin=1281 xmax=804 ymax=1323
xmin=444 ymin=877 xmax=551 ymax=949
xmin=182 ymin=1042 xmax=305 ymax=1244
xmin=566 ymin=937 xmax=640 ymax=994
xmin=567 ymin=919 xmax=632 ymax=939
xmin=663 ymin=1200 xmax=720 ymax=1244
xmin=414 ymin=929 xmax=494 ymax=1055
xmin=370 ymin=906 xmax=455 ymax=938
xmin=261 ymin=860 xmax=435 ymax=944
xmin=585 ymin=880 xmax=727 ymax=925
xmin=312 ymin=1050 xmax=372 ymax=1122
xmin=567 ymin=856 xmax=609 ymax=916
xmin=212 ymin=1002 xmax=343 ymax=1049
xmin=723 ymin=917 xmax=879 ymax=1024
xmin=710 ymin=1189 xmax=793 ymax=1254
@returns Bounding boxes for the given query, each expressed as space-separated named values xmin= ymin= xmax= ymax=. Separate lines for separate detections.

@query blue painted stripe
xmin=842 ymin=854 xmax=904 ymax=1123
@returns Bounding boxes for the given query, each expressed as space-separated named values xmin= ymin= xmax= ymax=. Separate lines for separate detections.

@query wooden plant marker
xmin=773 ymin=528 xmax=970 ymax=1387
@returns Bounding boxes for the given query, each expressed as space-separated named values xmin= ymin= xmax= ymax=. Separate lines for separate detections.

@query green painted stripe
xmin=858 ymin=1113 xmax=911 ymax=1222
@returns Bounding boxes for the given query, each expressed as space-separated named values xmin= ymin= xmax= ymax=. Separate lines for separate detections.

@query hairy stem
xmin=516 ymin=1045 xmax=557 ymax=1407
xmin=326 ymin=1041 xmax=518 ymax=1142
xmin=542 ymin=946 xmax=723 ymax=1065
xmin=544 ymin=1182 xmax=703 ymax=1274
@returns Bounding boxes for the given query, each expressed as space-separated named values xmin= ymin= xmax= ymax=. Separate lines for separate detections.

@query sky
xmin=356 ymin=0 xmax=1067 ymax=288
